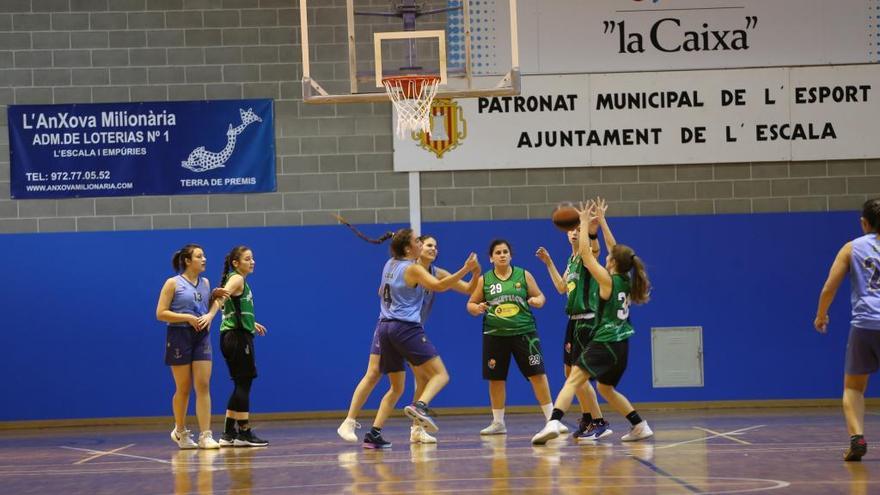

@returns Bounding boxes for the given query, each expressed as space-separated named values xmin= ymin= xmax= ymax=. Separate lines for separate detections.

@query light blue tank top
xmin=169 ymin=275 xmax=210 ymax=327
xmin=851 ymin=234 xmax=880 ymax=330
xmin=379 ymin=258 xmax=425 ymax=323
xmin=420 ymin=265 xmax=438 ymax=323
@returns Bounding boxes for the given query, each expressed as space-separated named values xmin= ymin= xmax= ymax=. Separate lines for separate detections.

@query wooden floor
xmin=0 ymin=408 xmax=877 ymax=494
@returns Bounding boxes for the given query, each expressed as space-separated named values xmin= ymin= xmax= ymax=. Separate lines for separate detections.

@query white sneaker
xmin=621 ymin=421 xmax=653 ymax=442
xmin=531 ymin=420 xmax=562 ymax=445
xmin=558 ymin=423 xmax=570 ymax=434
xmin=480 ymin=421 xmax=507 ymax=435
xmin=337 ymin=418 xmax=361 ymax=443
xmin=170 ymin=426 xmax=198 ymax=450
xmin=198 ymin=430 xmax=220 ymax=449
xmin=410 ymin=425 xmax=437 ymax=444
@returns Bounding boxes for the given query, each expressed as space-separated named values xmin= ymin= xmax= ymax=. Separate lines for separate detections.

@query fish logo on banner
xmin=413 ymin=99 xmax=467 ymax=159
xmin=181 ymin=108 xmax=262 ymax=172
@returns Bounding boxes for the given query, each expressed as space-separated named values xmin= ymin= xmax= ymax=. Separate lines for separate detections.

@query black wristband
xmin=588 ymin=233 xmax=598 ymax=240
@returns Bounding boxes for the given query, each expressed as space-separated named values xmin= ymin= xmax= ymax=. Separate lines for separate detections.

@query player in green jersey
xmin=468 ymin=239 xmax=554 ymax=435
xmin=535 ymin=197 xmax=616 ymax=440
xmin=216 ymin=246 xmax=269 ymax=448
xmin=533 ymin=202 xmax=653 ymax=445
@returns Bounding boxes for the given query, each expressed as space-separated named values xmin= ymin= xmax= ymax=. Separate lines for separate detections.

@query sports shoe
xmin=581 ymin=419 xmax=613 ymax=441
xmin=198 ymin=430 xmax=220 ymax=449
xmin=621 ymin=421 xmax=653 ymax=442
xmin=845 ymin=436 xmax=868 ymax=462
xmin=480 ymin=421 xmax=507 ymax=435
xmin=558 ymin=422 xmax=570 ymax=434
xmin=234 ymin=428 xmax=269 ymax=447
xmin=404 ymin=401 xmax=438 ymax=433
xmin=170 ymin=427 xmax=198 ymax=450
xmin=410 ymin=425 xmax=437 ymax=444
xmin=572 ymin=417 xmax=591 ymax=438
xmin=531 ymin=419 xmax=562 ymax=445
xmin=219 ymin=431 xmax=237 ymax=447
xmin=337 ymin=418 xmax=361 ymax=443
xmin=363 ymin=431 xmax=392 ymax=449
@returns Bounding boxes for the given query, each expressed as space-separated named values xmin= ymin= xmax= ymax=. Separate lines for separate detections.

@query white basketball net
xmin=383 ymin=76 xmax=440 ymax=138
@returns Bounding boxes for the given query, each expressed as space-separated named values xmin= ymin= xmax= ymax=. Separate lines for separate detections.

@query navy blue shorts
xmin=845 ymin=327 xmax=880 ymax=375
xmin=165 ymin=325 xmax=212 ymax=366
xmin=373 ymin=319 xmax=438 ymax=374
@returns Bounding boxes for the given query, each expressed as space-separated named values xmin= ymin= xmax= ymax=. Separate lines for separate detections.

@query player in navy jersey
xmin=815 ymin=198 xmax=880 ymax=461
xmin=156 ymin=244 xmax=225 ymax=450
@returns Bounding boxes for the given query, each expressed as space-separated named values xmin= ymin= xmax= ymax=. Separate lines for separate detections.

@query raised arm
xmin=535 ymin=247 xmax=566 ymax=294
xmin=814 ymin=242 xmax=853 ymax=333
xmin=578 ymin=203 xmax=613 ymax=299
xmin=407 ymin=253 xmax=478 ymax=292
xmin=467 ymin=275 xmax=489 ymax=316
xmin=595 ymin=197 xmax=617 ymax=253
xmin=524 ymin=270 xmax=546 ymax=308
xmin=435 ymin=265 xmax=480 ymax=295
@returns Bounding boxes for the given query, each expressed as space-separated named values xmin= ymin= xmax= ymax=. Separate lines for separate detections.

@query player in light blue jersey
xmin=815 ymin=198 xmax=880 ymax=462
xmin=334 ymin=220 xmax=479 ymax=448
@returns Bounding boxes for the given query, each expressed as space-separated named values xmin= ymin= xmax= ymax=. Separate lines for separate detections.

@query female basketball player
xmin=815 ymin=198 xmax=880 ymax=461
xmin=156 ymin=244 xmax=223 ymax=449
xmin=337 ymin=232 xmax=479 ymax=445
xmin=217 ymin=246 xmax=269 ymax=448
xmin=467 ymin=239 xmax=555 ymax=435
xmin=532 ymin=202 xmax=653 ymax=445
xmin=534 ymin=197 xmax=616 ymax=440
xmin=358 ymin=228 xmax=478 ymax=448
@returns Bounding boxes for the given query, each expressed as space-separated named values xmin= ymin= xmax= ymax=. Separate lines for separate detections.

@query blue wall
xmin=1 ymin=211 xmax=871 ymax=421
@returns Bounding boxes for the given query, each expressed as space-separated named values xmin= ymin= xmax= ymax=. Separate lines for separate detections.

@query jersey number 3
xmin=617 ymin=292 xmax=631 ymax=320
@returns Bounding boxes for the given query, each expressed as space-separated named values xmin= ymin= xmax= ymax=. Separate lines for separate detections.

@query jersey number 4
xmin=382 ymin=284 xmax=392 ymax=307
xmin=866 ymin=257 xmax=880 ymax=291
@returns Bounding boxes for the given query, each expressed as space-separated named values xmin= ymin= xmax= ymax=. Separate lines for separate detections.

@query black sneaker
xmin=219 ymin=431 xmax=237 ymax=447
xmin=363 ymin=431 xmax=392 ymax=449
xmin=404 ymin=401 xmax=438 ymax=433
xmin=845 ymin=436 xmax=867 ymax=462
xmin=234 ymin=428 xmax=269 ymax=447
xmin=572 ymin=417 xmax=591 ymax=439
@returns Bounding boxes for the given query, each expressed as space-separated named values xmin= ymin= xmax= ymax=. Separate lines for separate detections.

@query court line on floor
xmin=693 ymin=427 xmax=752 ymax=446
xmin=658 ymin=425 xmax=765 ymax=450
xmin=60 ymin=446 xmax=170 ymax=465
xmin=72 ymin=443 xmax=135 ymax=465
xmin=629 ymin=456 xmax=704 ymax=493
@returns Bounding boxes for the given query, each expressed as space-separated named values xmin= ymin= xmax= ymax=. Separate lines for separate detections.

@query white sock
xmin=541 ymin=403 xmax=554 ymax=421
xmin=492 ymin=408 xmax=505 ymax=424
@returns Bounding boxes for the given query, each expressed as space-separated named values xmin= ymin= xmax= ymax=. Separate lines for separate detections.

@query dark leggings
xmin=227 ymin=376 xmax=253 ymax=412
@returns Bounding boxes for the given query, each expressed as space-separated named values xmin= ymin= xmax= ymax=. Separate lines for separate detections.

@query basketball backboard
xmin=299 ymin=0 xmax=520 ymax=104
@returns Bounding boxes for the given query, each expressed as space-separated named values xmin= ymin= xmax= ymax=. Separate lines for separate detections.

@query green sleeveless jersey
xmin=482 ymin=266 xmax=536 ymax=336
xmin=592 ymin=274 xmax=634 ymax=342
xmin=564 ymin=255 xmax=594 ymax=316
xmin=220 ymin=272 xmax=255 ymax=334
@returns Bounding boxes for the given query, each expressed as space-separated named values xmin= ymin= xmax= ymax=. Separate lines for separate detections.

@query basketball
xmin=551 ymin=204 xmax=580 ymax=231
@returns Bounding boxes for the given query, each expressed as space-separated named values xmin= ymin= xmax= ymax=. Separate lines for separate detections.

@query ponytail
xmin=334 ymin=214 xmax=414 ymax=258
xmin=334 ymin=214 xmax=393 ymax=244
xmin=610 ymin=244 xmax=651 ymax=305
xmin=629 ymin=254 xmax=651 ymax=304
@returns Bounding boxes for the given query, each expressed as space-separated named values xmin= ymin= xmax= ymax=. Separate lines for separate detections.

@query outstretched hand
xmin=535 ymin=246 xmax=552 ymax=265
